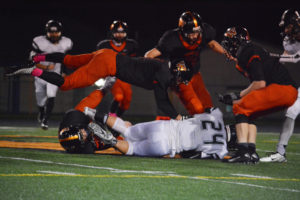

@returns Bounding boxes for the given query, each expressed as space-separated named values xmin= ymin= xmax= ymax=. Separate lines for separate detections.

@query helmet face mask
xmin=221 ymin=26 xmax=250 ymax=58
xmin=110 ymin=20 xmax=128 ymax=43
xmin=178 ymin=11 xmax=203 ymax=44
xmin=59 ymin=125 xmax=93 ymax=153
xmin=45 ymin=20 xmax=62 ymax=43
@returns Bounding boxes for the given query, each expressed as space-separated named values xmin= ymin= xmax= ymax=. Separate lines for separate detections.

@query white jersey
xmin=30 ymin=35 xmax=73 ymax=74
xmin=122 ymin=108 xmax=228 ymax=159
xmin=31 ymin=35 xmax=73 ymax=106
xmin=282 ymin=36 xmax=300 ymax=119
xmin=283 ymin=36 xmax=300 ymax=54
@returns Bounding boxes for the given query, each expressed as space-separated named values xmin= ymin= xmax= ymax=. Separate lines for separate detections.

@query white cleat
xmin=260 ymin=152 xmax=287 ymax=163
xmin=6 ymin=66 xmax=35 ymax=76
xmin=88 ymin=122 xmax=117 ymax=146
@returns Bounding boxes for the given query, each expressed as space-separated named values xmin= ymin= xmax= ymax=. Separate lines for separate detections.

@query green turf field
xmin=0 ymin=126 xmax=300 ymax=200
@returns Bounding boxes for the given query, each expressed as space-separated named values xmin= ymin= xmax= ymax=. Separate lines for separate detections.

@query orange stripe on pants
xmin=61 ymin=49 xmax=118 ymax=91
xmin=75 ymin=90 xmax=104 ymax=112
xmin=177 ymin=72 xmax=213 ymax=114
xmin=110 ymin=79 xmax=132 ymax=110
xmin=233 ymin=84 xmax=298 ymax=118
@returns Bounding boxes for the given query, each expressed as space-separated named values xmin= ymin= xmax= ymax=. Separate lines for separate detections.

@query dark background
xmin=0 ymin=0 xmax=298 ymax=66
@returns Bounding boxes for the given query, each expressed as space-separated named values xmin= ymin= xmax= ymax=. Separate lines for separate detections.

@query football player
xmin=96 ymin=20 xmax=139 ymax=117
xmin=145 ymin=11 xmax=232 ymax=119
xmin=260 ymin=9 xmax=300 ymax=162
xmin=30 ymin=20 xmax=73 ymax=130
xmin=219 ymin=26 xmax=298 ymax=164
xmin=83 ymin=106 xmax=232 ymax=159
xmin=6 ymin=49 xmax=192 ymax=120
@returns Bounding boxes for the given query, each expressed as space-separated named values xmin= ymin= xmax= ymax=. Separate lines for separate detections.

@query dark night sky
xmin=0 ymin=0 xmax=298 ymax=65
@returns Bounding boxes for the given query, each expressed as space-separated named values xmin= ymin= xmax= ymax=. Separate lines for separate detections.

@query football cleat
xmin=88 ymin=122 xmax=117 ymax=146
xmin=250 ymin=151 xmax=260 ymax=164
xmin=222 ymin=151 xmax=251 ymax=164
xmin=5 ymin=64 xmax=36 ymax=76
xmin=260 ymin=152 xmax=287 ymax=163
xmin=41 ymin=119 xmax=48 ymax=130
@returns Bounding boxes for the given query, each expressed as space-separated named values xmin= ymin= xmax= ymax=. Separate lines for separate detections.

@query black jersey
xmin=116 ymin=54 xmax=178 ymax=118
xmin=96 ymin=39 xmax=138 ymax=56
xmin=59 ymin=109 xmax=90 ymax=132
xmin=236 ymin=42 xmax=297 ymax=88
xmin=156 ymin=23 xmax=216 ymax=75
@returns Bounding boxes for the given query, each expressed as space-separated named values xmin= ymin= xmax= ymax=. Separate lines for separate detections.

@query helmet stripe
xmin=59 ymin=135 xmax=79 ymax=142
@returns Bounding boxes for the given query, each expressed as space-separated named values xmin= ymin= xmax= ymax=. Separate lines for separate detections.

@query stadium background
xmin=0 ymin=0 xmax=299 ymax=123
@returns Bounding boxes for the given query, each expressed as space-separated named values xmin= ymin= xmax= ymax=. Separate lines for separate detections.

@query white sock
xmin=112 ymin=117 xmax=128 ymax=136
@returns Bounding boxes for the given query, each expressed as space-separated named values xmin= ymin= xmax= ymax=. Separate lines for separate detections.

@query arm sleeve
xmin=153 ymin=84 xmax=178 ymax=119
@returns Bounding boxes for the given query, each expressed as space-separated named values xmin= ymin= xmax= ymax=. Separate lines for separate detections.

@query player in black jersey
xmin=95 ymin=20 xmax=139 ymax=117
xmin=219 ymin=26 xmax=298 ymax=164
xmin=145 ymin=11 xmax=232 ymax=119
xmin=7 ymin=49 xmax=186 ymax=120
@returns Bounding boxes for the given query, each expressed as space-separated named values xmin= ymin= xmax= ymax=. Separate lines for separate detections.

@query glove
xmin=94 ymin=76 xmax=116 ymax=93
xmin=218 ymin=92 xmax=240 ymax=105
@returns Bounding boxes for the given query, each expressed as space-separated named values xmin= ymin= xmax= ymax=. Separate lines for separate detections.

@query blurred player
xmin=83 ymin=107 xmax=231 ymax=159
xmin=30 ymin=20 xmax=73 ymax=129
xmin=219 ymin=26 xmax=298 ymax=164
xmin=6 ymin=49 xmax=193 ymax=120
xmin=96 ymin=20 xmax=139 ymax=117
xmin=260 ymin=9 xmax=300 ymax=162
xmin=145 ymin=11 xmax=232 ymax=119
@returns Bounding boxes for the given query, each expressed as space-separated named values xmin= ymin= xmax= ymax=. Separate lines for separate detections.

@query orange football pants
xmin=233 ymin=84 xmax=298 ymax=118
xmin=177 ymin=72 xmax=213 ymax=115
xmin=74 ymin=90 xmax=104 ymax=112
xmin=61 ymin=49 xmax=118 ymax=91
xmin=110 ymin=79 xmax=132 ymax=111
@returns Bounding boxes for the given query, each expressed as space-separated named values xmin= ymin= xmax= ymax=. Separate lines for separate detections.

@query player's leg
xmin=75 ymin=90 xmax=105 ymax=112
xmin=117 ymin=80 xmax=132 ymax=116
xmin=191 ymin=72 xmax=213 ymax=110
xmin=110 ymin=80 xmax=123 ymax=115
xmin=34 ymin=78 xmax=47 ymax=124
xmin=229 ymin=84 xmax=297 ymax=163
xmin=261 ymin=91 xmax=300 ymax=162
xmin=41 ymin=82 xmax=59 ymax=130
xmin=177 ymin=82 xmax=204 ymax=114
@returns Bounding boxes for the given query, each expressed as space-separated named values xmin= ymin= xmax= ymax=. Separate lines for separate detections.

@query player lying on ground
xmin=80 ymin=107 xmax=237 ymax=159
xmin=6 ymin=49 xmax=192 ymax=120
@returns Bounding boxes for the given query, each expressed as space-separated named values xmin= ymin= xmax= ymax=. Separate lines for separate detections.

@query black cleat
xmin=41 ymin=118 xmax=48 ymax=130
xmin=222 ymin=151 xmax=251 ymax=164
xmin=250 ymin=151 xmax=260 ymax=164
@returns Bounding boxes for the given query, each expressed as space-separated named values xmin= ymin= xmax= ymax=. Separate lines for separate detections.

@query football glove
xmin=218 ymin=92 xmax=241 ymax=105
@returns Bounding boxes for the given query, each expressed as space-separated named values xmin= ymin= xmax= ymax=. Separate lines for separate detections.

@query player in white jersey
xmin=30 ymin=20 xmax=73 ymax=130
xmin=261 ymin=9 xmax=300 ymax=162
xmin=83 ymin=107 xmax=229 ymax=159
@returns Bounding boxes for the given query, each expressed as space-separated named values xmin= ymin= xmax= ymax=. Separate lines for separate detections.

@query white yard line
xmin=0 ymin=156 xmax=175 ymax=175
xmin=1 ymin=155 xmax=300 ymax=193
xmin=231 ymin=173 xmax=273 ymax=179
xmin=37 ymin=170 xmax=77 ymax=175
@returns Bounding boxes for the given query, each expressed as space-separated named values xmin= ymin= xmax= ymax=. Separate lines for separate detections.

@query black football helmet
xmin=279 ymin=9 xmax=300 ymax=40
xmin=221 ymin=26 xmax=250 ymax=58
xmin=178 ymin=11 xmax=203 ymax=43
xmin=58 ymin=125 xmax=95 ymax=153
xmin=170 ymin=60 xmax=192 ymax=85
xmin=45 ymin=20 xmax=62 ymax=43
xmin=110 ymin=20 xmax=128 ymax=43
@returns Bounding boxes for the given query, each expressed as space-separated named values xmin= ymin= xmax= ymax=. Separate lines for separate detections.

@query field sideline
xmin=0 ymin=126 xmax=300 ymax=200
